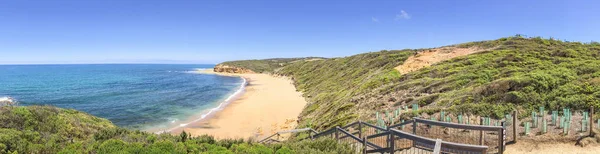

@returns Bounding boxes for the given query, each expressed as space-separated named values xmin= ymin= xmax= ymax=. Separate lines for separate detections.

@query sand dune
xmin=395 ymin=47 xmax=487 ymax=75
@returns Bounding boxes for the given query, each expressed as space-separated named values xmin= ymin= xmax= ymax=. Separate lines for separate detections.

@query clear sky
xmin=1 ymin=0 xmax=598 ymax=64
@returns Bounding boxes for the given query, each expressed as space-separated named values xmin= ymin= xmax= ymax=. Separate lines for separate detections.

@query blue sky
xmin=1 ymin=0 xmax=598 ymax=64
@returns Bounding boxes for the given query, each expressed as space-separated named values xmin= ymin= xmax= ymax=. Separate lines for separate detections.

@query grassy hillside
xmin=0 ymin=106 xmax=352 ymax=154
xmin=247 ymin=36 xmax=600 ymax=131
xmin=278 ymin=50 xmax=416 ymax=129
xmin=218 ymin=57 xmax=324 ymax=73
xmin=387 ymin=37 xmax=600 ymax=118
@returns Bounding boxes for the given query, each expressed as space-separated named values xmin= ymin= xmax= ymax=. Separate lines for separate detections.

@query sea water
xmin=0 ymin=64 xmax=244 ymax=131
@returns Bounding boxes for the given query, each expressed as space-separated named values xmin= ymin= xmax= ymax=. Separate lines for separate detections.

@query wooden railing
xmin=258 ymin=128 xmax=318 ymax=143
xmin=409 ymin=117 xmax=505 ymax=153
xmin=261 ymin=119 xmax=502 ymax=154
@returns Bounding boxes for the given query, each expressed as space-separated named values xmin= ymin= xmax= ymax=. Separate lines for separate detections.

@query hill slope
xmin=220 ymin=36 xmax=600 ymax=130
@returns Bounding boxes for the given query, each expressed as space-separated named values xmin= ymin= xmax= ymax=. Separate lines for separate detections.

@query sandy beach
xmin=173 ymin=69 xmax=308 ymax=139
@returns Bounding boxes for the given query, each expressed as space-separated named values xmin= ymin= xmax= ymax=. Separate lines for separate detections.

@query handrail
xmin=277 ymin=128 xmax=317 ymax=134
xmin=365 ymin=141 xmax=383 ymax=149
xmin=336 ymin=128 xmax=362 ymax=142
xmin=389 ymin=119 xmax=414 ymax=128
xmin=339 ymin=131 xmax=359 ymax=139
xmin=312 ymin=127 xmax=335 ymax=138
xmin=260 ymin=119 xmax=502 ymax=153
xmin=264 ymin=138 xmax=281 ymax=143
xmin=361 ymin=122 xmax=387 ymax=131
xmin=366 ymin=131 xmax=389 ymax=139
xmin=341 ymin=121 xmax=360 ymax=129
xmin=259 ymin=127 xmax=319 ymax=143
xmin=389 ymin=128 xmax=489 ymax=153
xmin=414 ymin=117 xmax=502 ymax=131
xmin=259 ymin=133 xmax=279 ymax=143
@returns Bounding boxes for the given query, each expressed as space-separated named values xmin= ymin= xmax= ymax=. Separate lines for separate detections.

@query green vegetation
xmin=278 ymin=50 xmax=415 ymax=130
xmin=218 ymin=57 xmax=324 ymax=73
xmin=389 ymin=36 xmax=600 ymax=118
xmin=223 ymin=36 xmax=600 ymax=131
xmin=0 ymin=106 xmax=353 ymax=154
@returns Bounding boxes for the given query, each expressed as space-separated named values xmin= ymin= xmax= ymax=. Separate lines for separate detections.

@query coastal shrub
xmin=275 ymin=146 xmax=293 ymax=154
xmin=0 ymin=106 xmax=354 ymax=154
xmin=282 ymin=138 xmax=354 ymax=154
xmin=229 ymin=143 xmax=273 ymax=154
xmin=97 ymin=139 xmax=127 ymax=153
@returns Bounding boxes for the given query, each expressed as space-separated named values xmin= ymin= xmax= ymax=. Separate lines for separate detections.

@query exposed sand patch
xmin=505 ymin=141 xmax=600 ymax=154
xmin=395 ymin=47 xmax=487 ymax=75
xmin=172 ymin=69 xmax=307 ymax=140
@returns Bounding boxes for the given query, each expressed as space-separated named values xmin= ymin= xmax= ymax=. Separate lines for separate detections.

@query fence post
xmin=335 ymin=126 xmax=339 ymax=142
xmin=277 ymin=133 xmax=281 ymax=141
xmin=500 ymin=122 xmax=505 ymax=154
xmin=433 ymin=139 xmax=442 ymax=154
xmin=388 ymin=128 xmax=395 ymax=154
xmin=362 ymin=137 xmax=367 ymax=154
xmin=480 ymin=118 xmax=485 ymax=145
xmin=412 ymin=119 xmax=417 ymax=134
xmin=591 ymin=106 xmax=595 ymax=136
xmin=358 ymin=121 xmax=363 ymax=139
xmin=512 ymin=110 xmax=518 ymax=143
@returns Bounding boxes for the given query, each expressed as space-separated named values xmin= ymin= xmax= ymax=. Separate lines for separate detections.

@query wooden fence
xmin=262 ymin=119 xmax=501 ymax=154
xmin=376 ymin=105 xmax=597 ymax=144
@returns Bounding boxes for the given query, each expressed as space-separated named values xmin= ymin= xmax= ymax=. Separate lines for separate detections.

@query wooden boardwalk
xmin=261 ymin=118 xmax=504 ymax=154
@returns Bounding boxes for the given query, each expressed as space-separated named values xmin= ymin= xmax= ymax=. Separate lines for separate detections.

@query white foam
xmin=0 ymin=97 xmax=16 ymax=104
xmin=157 ymin=76 xmax=247 ymax=133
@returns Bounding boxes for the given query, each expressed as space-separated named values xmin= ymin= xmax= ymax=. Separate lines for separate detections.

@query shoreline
xmin=154 ymin=72 xmax=248 ymax=134
xmin=169 ymin=69 xmax=308 ymax=139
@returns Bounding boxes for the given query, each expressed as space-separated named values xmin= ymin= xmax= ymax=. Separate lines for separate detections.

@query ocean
xmin=0 ymin=64 xmax=245 ymax=131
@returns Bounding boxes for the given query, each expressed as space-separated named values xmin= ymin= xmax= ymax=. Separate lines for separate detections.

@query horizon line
xmin=0 ymin=63 xmax=217 ymax=66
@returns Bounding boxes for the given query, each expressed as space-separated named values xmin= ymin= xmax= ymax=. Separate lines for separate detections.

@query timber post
xmin=479 ymin=118 xmax=485 ymax=145
xmin=512 ymin=110 xmax=518 ymax=143
xmin=389 ymin=127 xmax=395 ymax=154
xmin=362 ymin=137 xmax=367 ymax=154
xmin=412 ymin=119 xmax=417 ymax=134
xmin=500 ymin=122 xmax=505 ymax=153
xmin=358 ymin=120 xmax=363 ymax=139
xmin=591 ymin=106 xmax=595 ymax=136
xmin=334 ymin=126 xmax=340 ymax=143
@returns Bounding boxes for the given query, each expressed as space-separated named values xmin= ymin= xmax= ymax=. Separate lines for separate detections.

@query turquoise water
xmin=0 ymin=64 xmax=244 ymax=131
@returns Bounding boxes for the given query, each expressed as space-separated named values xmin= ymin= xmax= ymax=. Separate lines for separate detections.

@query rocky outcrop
xmin=213 ymin=64 xmax=255 ymax=74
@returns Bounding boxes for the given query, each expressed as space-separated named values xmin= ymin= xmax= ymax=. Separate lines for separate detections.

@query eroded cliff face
xmin=213 ymin=64 xmax=255 ymax=74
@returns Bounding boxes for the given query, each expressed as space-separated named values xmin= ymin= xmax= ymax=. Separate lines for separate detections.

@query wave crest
xmin=0 ymin=96 xmax=17 ymax=106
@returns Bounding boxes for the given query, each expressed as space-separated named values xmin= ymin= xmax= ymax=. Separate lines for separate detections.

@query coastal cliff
xmin=213 ymin=64 xmax=255 ymax=73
